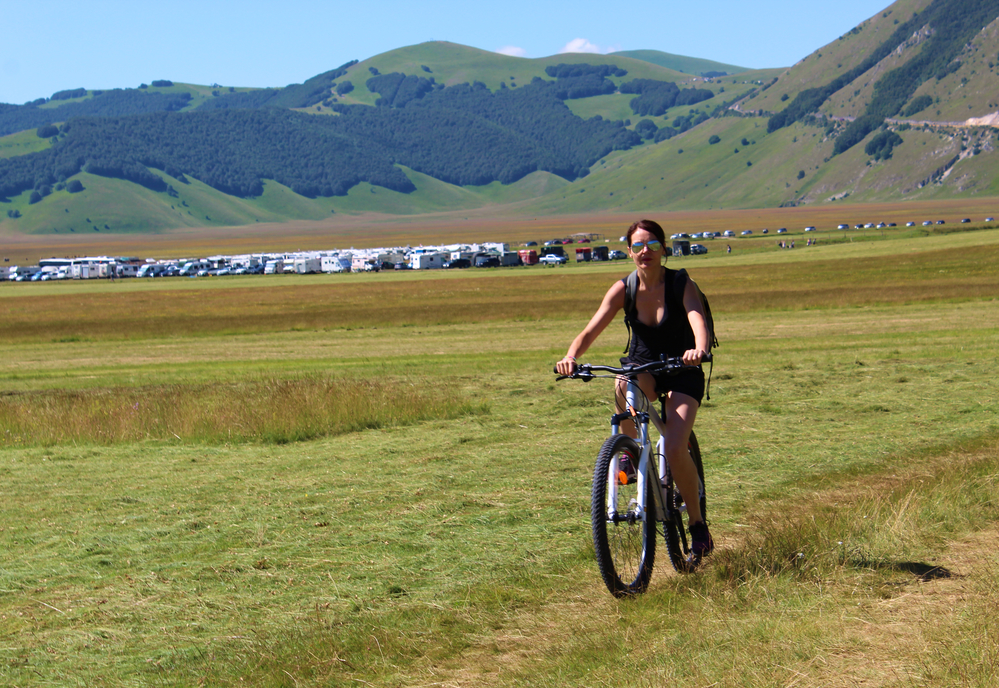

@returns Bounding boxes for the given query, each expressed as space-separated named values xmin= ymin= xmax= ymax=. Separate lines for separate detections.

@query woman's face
xmin=628 ymin=228 xmax=664 ymax=271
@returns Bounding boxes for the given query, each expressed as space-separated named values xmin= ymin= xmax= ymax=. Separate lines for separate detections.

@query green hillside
xmin=611 ymin=50 xmax=749 ymax=76
xmin=3 ymin=0 xmax=999 ymax=237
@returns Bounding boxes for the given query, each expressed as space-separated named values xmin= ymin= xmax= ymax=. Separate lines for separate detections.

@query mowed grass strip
xmin=0 ymin=374 xmax=485 ymax=447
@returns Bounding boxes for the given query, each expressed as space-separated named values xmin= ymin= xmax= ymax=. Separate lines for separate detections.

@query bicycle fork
xmin=609 ymin=404 xmax=690 ymax=555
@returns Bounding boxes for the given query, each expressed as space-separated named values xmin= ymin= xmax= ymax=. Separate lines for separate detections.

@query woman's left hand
xmin=682 ymin=349 xmax=706 ymax=366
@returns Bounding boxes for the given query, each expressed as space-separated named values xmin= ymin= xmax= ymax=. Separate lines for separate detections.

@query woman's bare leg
xmin=614 ymin=373 xmax=658 ymax=440
xmin=662 ymin=391 xmax=702 ymax=525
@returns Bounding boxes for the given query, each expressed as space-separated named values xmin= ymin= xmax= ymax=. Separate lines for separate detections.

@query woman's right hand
xmin=555 ymin=356 xmax=577 ymax=376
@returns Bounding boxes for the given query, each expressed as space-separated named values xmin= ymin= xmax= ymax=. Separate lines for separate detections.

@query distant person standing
xmin=726 ymin=244 xmax=731 ymax=254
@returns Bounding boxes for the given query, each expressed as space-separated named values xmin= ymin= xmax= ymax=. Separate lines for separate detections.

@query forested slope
xmin=0 ymin=64 xmax=724 ymax=204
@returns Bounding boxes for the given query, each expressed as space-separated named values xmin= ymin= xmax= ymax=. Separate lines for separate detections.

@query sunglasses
xmin=630 ymin=240 xmax=663 ymax=253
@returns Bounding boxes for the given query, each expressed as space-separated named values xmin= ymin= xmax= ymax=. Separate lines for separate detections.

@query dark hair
xmin=626 ymin=219 xmax=667 ymax=248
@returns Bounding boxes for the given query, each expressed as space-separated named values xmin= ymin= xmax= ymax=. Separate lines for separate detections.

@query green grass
xmin=0 ymin=129 xmax=51 ymax=159
xmin=1 ymin=224 xmax=999 ymax=685
xmin=610 ymin=50 xmax=750 ymax=76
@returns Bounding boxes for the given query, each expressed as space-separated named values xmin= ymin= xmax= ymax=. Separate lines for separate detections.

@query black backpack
xmin=622 ymin=268 xmax=718 ymax=398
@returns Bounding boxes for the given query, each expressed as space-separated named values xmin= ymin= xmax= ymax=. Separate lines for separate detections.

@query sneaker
xmin=689 ymin=520 xmax=714 ymax=557
xmin=617 ymin=455 xmax=636 ymax=485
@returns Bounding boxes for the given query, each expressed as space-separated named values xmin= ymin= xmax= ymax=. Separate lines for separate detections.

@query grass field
xmin=1 ymin=223 xmax=998 ymax=686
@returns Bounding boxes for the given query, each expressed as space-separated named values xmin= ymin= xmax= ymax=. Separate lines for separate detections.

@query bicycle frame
xmin=608 ymin=377 xmax=670 ymax=525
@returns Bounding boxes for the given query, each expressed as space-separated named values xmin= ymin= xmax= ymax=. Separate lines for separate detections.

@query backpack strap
xmin=622 ymin=270 xmax=639 ymax=353
xmin=675 ymin=268 xmax=715 ymax=400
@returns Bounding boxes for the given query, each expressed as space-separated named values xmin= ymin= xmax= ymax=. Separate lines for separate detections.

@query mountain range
xmin=1 ymin=0 xmax=997 ymax=236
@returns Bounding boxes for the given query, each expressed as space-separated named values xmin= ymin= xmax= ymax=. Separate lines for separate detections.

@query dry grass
xmin=0 ymin=375 xmax=484 ymax=446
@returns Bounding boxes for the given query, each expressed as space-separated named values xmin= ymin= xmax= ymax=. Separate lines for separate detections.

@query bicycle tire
xmin=662 ymin=430 xmax=707 ymax=573
xmin=591 ymin=434 xmax=656 ymax=597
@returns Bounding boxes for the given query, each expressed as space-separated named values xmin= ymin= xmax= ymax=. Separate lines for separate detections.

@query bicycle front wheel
xmin=591 ymin=434 xmax=656 ymax=597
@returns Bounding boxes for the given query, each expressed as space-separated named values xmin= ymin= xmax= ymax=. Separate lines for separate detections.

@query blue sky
xmin=2 ymin=0 xmax=896 ymax=105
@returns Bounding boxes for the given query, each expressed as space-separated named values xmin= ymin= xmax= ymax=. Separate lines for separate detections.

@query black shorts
xmin=621 ymin=357 xmax=705 ymax=405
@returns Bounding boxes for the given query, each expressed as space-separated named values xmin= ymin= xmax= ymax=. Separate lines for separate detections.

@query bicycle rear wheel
xmin=591 ymin=434 xmax=656 ymax=597
xmin=662 ymin=430 xmax=707 ymax=573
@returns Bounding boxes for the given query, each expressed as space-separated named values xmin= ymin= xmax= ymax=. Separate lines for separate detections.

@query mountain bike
xmin=556 ymin=355 xmax=710 ymax=597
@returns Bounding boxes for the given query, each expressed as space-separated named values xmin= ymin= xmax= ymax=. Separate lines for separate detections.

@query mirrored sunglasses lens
xmin=632 ymin=241 xmax=661 ymax=252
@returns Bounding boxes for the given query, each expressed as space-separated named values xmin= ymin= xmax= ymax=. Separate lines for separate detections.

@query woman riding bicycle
xmin=555 ymin=219 xmax=714 ymax=557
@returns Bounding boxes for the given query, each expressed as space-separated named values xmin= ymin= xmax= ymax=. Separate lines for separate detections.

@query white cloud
xmin=496 ymin=45 xmax=527 ymax=57
xmin=559 ymin=38 xmax=614 ymax=54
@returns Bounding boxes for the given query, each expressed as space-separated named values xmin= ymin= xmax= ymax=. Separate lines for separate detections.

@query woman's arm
xmin=555 ymin=280 xmax=626 ymax=375
xmin=681 ymin=278 xmax=710 ymax=366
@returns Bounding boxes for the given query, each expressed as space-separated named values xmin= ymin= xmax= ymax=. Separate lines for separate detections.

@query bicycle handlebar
xmin=553 ymin=353 xmax=711 ymax=381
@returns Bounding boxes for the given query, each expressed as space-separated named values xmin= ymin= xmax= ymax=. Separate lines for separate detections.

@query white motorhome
xmin=263 ymin=259 xmax=284 ymax=274
xmin=72 ymin=262 xmax=100 ymax=279
xmin=114 ymin=263 xmax=139 ymax=278
xmin=321 ymin=256 xmax=351 ymax=273
xmin=179 ymin=260 xmax=210 ymax=276
xmin=137 ymin=263 xmax=165 ymax=278
xmin=411 ymin=253 xmax=446 ymax=270
xmin=294 ymin=257 xmax=321 ymax=274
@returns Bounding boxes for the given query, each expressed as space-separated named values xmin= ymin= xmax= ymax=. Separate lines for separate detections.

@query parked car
xmin=608 ymin=250 xmax=628 ymax=260
xmin=445 ymin=258 xmax=471 ymax=269
xmin=722 ymin=230 xmax=735 ymax=237
xmin=985 ymin=217 xmax=994 ymax=222
xmin=936 ymin=220 xmax=945 ymax=225
xmin=961 ymin=218 xmax=971 ymax=223
xmin=475 ymin=255 xmax=501 ymax=268
xmin=690 ymin=244 xmax=708 ymax=255
xmin=761 ymin=228 xmax=769 ymax=234
xmin=906 ymin=222 xmax=916 ymax=226
xmin=393 ymin=262 xmax=412 ymax=270
xmin=837 ymin=224 xmax=849 ymax=229
xmin=804 ymin=226 xmax=816 ymax=232
xmin=524 ymin=241 xmax=538 ymax=246
xmin=539 ymin=254 xmax=567 ymax=266
xmin=740 ymin=230 xmax=753 ymax=236
xmin=922 ymin=221 xmax=933 ymax=226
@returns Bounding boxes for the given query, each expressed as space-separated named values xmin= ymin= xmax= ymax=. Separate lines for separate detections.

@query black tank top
xmin=624 ymin=268 xmax=695 ymax=363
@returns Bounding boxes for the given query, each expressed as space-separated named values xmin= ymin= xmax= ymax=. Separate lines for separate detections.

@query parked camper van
xmin=294 ymin=257 xmax=321 ymax=274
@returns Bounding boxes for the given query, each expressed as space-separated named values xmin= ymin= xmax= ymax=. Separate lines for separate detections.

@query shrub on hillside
xmin=902 ymin=95 xmax=933 ymax=117
xmin=51 ymin=88 xmax=87 ymax=101
xmin=865 ymin=130 xmax=903 ymax=161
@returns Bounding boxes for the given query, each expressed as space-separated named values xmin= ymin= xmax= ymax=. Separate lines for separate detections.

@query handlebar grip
xmin=702 ymin=352 xmax=713 ymax=363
